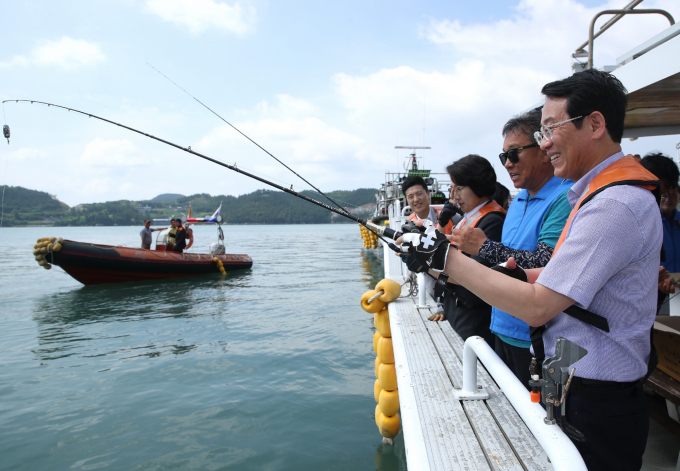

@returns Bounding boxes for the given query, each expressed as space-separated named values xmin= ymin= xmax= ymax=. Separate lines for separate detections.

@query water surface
xmin=0 ymin=225 xmax=406 ymax=470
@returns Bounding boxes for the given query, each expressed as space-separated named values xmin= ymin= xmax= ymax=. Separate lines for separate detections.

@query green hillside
xmin=0 ymin=186 xmax=69 ymax=226
xmin=0 ymin=187 xmax=377 ymax=227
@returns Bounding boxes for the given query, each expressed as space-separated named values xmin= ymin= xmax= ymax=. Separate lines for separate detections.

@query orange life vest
xmin=552 ymin=156 xmax=659 ymax=257
xmin=456 ymin=200 xmax=506 ymax=230
xmin=453 ymin=200 xmax=506 ymax=253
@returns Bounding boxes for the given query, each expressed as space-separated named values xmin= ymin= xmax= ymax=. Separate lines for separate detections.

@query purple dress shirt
xmin=536 ymin=152 xmax=662 ymax=381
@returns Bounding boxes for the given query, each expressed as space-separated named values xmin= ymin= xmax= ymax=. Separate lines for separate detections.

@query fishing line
xmin=1 ymin=102 xmax=9 ymax=232
xmin=3 ymin=99 xmax=399 ymax=246
xmin=146 ymin=63 xmax=350 ymax=216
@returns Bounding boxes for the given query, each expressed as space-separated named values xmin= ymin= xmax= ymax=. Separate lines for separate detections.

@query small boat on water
xmin=43 ymin=240 xmax=252 ymax=285
xmin=32 ymin=204 xmax=253 ymax=285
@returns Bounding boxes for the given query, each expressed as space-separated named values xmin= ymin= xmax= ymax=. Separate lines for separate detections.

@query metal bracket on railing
xmin=452 ymin=338 xmax=489 ymax=400
xmin=578 ymin=8 xmax=675 ymax=69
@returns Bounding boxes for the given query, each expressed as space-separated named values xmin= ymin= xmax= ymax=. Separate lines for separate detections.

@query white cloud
xmin=423 ymin=0 xmax=678 ymax=76
xmin=0 ymin=37 xmax=105 ymax=69
xmin=80 ymin=138 xmax=149 ymax=168
xmin=146 ymin=0 xmax=256 ymax=34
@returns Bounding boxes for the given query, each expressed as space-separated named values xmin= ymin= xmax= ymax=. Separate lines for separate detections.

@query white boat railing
xmin=456 ymin=336 xmax=587 ymax=471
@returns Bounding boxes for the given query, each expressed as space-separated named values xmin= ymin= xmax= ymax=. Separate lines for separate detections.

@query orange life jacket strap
xmin=552 ymin=157 xmax=659 ymax=257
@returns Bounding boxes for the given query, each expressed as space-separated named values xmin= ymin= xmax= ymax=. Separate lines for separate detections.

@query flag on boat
xmin=186 ymin=201 xmax=222 ymax=224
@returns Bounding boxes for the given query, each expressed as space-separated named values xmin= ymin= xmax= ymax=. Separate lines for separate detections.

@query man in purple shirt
xmin=411 ymin=70 xmax=660 ymax=471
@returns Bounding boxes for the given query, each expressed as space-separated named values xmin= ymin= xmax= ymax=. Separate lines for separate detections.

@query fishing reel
xmin=528 ymin=337 xmax=588 ymax=442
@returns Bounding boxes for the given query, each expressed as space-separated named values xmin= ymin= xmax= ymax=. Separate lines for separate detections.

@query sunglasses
xmin=499 ymin=143 xmax=539 ymax=166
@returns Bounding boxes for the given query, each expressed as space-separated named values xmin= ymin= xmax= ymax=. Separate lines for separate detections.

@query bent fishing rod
xmin=2 ymin=99 xmax=402 ymax=245
xmin=146 ymin=63 xmax=349 ymax=216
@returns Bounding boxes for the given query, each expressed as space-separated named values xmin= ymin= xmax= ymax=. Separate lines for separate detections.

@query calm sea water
xmin=0 ymin=224 xmax=406 ymax=471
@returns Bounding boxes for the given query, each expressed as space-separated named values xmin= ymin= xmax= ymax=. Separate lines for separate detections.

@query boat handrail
xmin=456 ymin=336 xmax=588 ymax=471
xmin=577 ymin=7 xmax=675 ymax=70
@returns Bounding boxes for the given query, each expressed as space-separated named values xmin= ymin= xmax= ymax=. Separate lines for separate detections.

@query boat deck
xmin=387 ymin=281 xmax=551 ymax=471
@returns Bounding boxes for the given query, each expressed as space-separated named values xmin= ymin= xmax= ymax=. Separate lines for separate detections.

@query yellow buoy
xmin=374 ymin=379 xmax=382 ymax=403
xmin=375 ymin=404 xmax=382 ymax=427
xmin=378 ymin=363 xmax=398 ymax=390
xmin=374 ymin=309 xmax=391 ymax=338
xmin=373 ymin=331 xmax=380 ymax=355
xmin=377 ymin=336 xmax=395 ymax=364
xmin=379 ymin=389 xmax=400 ymax=416
xmin=53 ymin=243 xmax=62 ymax=252
xmin=47 ymin=244 xmax=54 ymax=251
xmin=378 ymin=412 xmax=401 ymax=438
xmin=38 ymin=259 xmax=47 ymax=266
xmin=49 ymin=237 xmax=56 ymax=242
xmin=56 ymin=237 xmax=64 ymax=244
xmin=40 ymin=247 xmax=48 ymax=254
xmin=32 ymin=249 xmax=41 ymax=255
xmin=361 ymin=290 xmax=386 ymax=313
xmin=375 ymin=356 xmax=381 ymax=378
xmin=375 ymin=279 xmax=401 ymax=303
xmin=44 ymin=264 xmax=52 ymax=270
xmin=35 ymin=255 xmax=44 ymax=261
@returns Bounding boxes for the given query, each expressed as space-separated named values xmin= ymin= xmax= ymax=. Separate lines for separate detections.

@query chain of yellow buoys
xmin=358 ymin=223 xmax=379 ymax=249
xmin=32 ymin=237 xmax=63 ymax=270
xmin=361 ymin=278 xmax=402 ymax=443
xmin=212 ymin=257 xmax=227 ymax=275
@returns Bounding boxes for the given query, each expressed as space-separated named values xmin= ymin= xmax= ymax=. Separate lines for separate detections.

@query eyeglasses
xmin=534 ymin=116 xmax=584 ymax=146
xmin=499 ymin=143 xmax=539 ymax=165
xmin=661 ymin=194 xmax=680 ymax=200
xmin=406 ymin=190 xmax=427 ymax=201
xmin=452 ymin=185 xmax=467 ymax=196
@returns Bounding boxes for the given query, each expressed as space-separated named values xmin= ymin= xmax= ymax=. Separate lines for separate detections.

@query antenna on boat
xmin=146 ymin=63 xmax=349 ymax=216
xmin=395 ymin=146 xmax=430 ymax=173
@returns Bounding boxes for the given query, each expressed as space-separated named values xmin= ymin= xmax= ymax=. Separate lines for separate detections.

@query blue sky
xmin=1 ymin=0 xmax=679 ymax=206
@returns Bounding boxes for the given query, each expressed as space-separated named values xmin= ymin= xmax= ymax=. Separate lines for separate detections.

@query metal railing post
xmin=583 ymin=9 xmax=675 ymax=69
xmin=454 ymin=336 xmax=588 ymax=471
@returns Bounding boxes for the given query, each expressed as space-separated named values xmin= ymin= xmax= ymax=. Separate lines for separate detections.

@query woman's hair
xmin=493 ymin=182 xmax=510 ymax=208
xmin=446 ymin=155 xmax=497 ymax=198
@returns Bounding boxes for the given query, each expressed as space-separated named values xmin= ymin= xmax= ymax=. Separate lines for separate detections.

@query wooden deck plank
xmin=391 ymin=298 xmax=491 ymax=470
xmin=436 ymin=318 xmax=551 ymax=471
xmin=415 ymin=306 xmax=525 ymax=471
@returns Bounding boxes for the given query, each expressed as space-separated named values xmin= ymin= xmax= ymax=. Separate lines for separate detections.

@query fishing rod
xmin=146 ymin=63 xmax=350 ymax=216
xmin=2 ymin=99 xmax=402 ymax=245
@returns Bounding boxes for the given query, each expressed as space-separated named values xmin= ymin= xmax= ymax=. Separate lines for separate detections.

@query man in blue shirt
xmin=451 ymin=109 xmax=572 ymax=387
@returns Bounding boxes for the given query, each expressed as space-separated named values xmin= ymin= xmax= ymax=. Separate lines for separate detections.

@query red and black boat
xmin=42 ymin=240 xmax=252 ymax=285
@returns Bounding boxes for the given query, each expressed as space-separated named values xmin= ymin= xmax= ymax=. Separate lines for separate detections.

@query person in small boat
xmin=440 ymin=155 xmax=506 ymax=347
xmin=172 ymin=219 xmax=187 ymax=253
xmin=166 ymin=219 xmax=178 ymax=251
xmin=184 ymin=223 xmax=194 ymax=251
xmin=140 ymin=219 xmax=163 ymax=250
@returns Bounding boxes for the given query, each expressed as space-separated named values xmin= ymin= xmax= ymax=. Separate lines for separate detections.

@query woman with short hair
xmin=440 ymin=155 xmax=506 ymax=346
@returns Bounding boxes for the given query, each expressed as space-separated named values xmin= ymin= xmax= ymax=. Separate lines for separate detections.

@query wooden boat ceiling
xmin=624 ymin=71 xmax=680 ymax=134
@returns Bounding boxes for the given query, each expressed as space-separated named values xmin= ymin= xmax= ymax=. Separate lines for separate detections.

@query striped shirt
xmin=536 ymin=152 xmax=662 ymax=381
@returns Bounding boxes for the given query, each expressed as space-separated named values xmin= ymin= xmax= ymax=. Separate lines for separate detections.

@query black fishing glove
xmin=490 ymin=261 xmax=528 ymax=282
xmin=400 ymin=253 xmax=428 ymax=273
xmin=401 ymin=220 xmax=424 ymax=235
xmin=401 ymin=225 xmax=451 ymax=273
xmin=438 ymin=202 xmax=462 ymax=227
